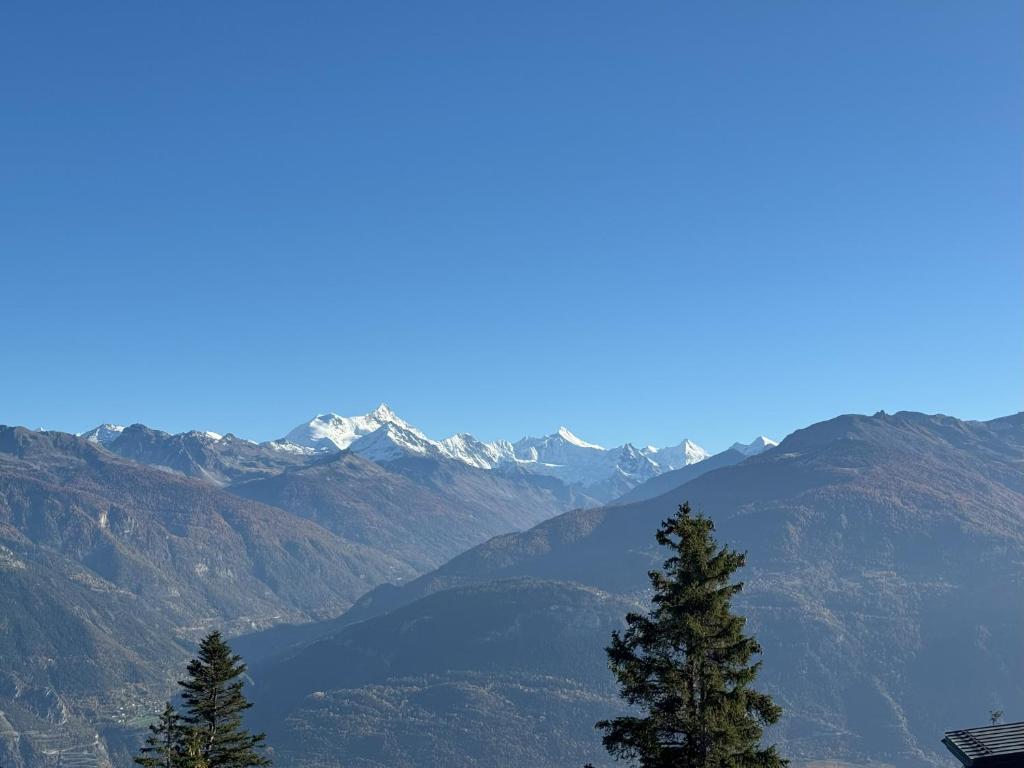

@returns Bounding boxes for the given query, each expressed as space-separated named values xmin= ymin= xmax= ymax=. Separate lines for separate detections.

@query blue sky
xmin=2 ymin=1 xmax=1021 ymax=452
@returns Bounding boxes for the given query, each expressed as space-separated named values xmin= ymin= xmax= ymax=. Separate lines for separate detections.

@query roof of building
xmin=943 ymin=721 xmax=1024 ymax=767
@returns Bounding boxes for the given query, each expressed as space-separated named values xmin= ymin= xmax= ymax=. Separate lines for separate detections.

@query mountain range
xmin=81 ymin=404 xmax=774 ymax=503
xmin=0 ymin=426 xmax=409 ymax=768
xmin=237 ymin=410 xmax=1024 ymax=768
xmin=6 ymin=406 xmax=1014 ymax=768
xmin=0 ymin=405 xmax=771 ymax=767
xmin=264 ymin=404 xmax=724 ymax=501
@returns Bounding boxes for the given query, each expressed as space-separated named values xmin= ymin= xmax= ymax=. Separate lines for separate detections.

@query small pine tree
xmin=596 ymin=502 xmax=786 ymax=768
xmin=178 ymin=631 xmax=270 ymax=768
xmin=135 ymin=702 xmax=183 ymax=768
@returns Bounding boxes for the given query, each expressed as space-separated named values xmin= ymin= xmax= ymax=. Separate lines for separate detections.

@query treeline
xmin=136 ymin=631 xmax=269 ymax=768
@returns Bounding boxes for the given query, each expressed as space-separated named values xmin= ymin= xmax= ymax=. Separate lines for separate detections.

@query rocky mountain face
xmin=244 ymin=411 xmax=1024 ymax=768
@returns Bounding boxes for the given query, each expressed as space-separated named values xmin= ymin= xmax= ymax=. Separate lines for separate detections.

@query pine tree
xmin=178 ymin=631 xmax=270 ymax=768
xmin=181 ymin=730 xmax=211 ymax=768
xmin=596 ymin=502 xmax=786 ymax=768
xmin=135 ymin=702 xmax=183 ymax=768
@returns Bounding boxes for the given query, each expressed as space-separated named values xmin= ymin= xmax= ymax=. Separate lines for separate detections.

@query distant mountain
xmin=84 ymin=405 xmax=738 ymax=505
xmin=641 ymin=438 xmax=711 ymax=468
xmin=79 ymin=423 xmax=125 ymax=446
xmin=247 ymin=411 xmax=1024 ymax=768
xmin=611 ymin=445 xmax=749 ymax=505
xmin=272 ymin=404 xmax=419 ymax=454
xmin=102 ymin=423 xmax=307 ymax=486
xmin=229 ymin=450 xmax=598 ymax=572
xmin=729 ymin=435 xmax=779 ymax=456
xmin=0 ymin=426 xmax=411 ymax=768
xmin=271 ymin=405 xmax=714 ymax=502
xmin=506 ymin=429 xmax=655 ymax=497
xmin=0 ymin=419 xmax=606 ymax=767
xmin=348 ymin=421 xmax=448 ymax=463
xmin=83 ymin=408 xmax=726 ymax=504
xmin=91 ymin=416 xmax=599 ymax=574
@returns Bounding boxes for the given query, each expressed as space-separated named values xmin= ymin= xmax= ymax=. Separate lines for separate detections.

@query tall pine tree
xmin=178 ymin=631 xmax=270 ymax=768
xmin=596 ymin=503 xmax=786 ymax=768
xmin=135 ymin=702 xmax=183 ymax=768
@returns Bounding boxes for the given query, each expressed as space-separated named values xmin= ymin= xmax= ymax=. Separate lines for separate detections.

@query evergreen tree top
xmin=134 ymin=702 xmax=182 ymax=768
xmin=597 ymin=502 xmax=786 ymax=768
xmin=175 ymin=630 xmax=270 ymax=768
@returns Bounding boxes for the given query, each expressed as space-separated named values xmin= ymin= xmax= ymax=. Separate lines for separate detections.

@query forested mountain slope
xmin=0 ymin=427 xmax=408 ymax=768
xmin=249 ymin=412 xmax=1024 ymax=768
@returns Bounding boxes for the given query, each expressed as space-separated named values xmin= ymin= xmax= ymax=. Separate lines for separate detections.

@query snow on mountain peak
xmin=79 ymin=424 xmax=126 ymax=446
xmin=730 ymin=435 xmax=779 ymax=456
xmin=348 ymin=422 xmax=439 ymax=463
xmin=640 ymin=439 xmax=710 ymax=470
xmin=269 ymin=404 xmax=723 ymax=501
xmin=279 ymin=405 xmax=418 ymax=452
xmin=556 ymin=427 xmax=603 ymax=450
xmin=438 ymin=433 xmax=514 ymax=469
xmin=371 ymin=403 xmax=397 ymax=421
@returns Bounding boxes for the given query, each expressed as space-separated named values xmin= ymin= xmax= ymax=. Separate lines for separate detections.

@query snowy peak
xmin=69 ymin=406 xmax=785 ymax=505
xmin=277 ymin=403 xmax=417 ymax=453
xmin=555 ymin=427 xmax=603 ymax=450
xmin=263 ymin=403 xmax=728 ymax=502
xmin=438 ymin=433 xmax=514 ymax=470
xmin=82 ymin=422 xmax=227 ymax=450
xmin=183 ymin=430 xmax=224 ymax=442
xmin=509 ymin=431 xmax=665 ymax=490
xmin=729 ymin=435 xmax=778 ymax=456
xmin=369 ymin=403 xmax=398 ymax=422
xmin=79 ymin=424 xmax=126 ymax=446
xmin=641 ymin=439 xmax=710 ymax=470
xmin=348 ymin=422 xmax=441 ymax=463
xmin=351 ymin=426 xmax=516 ymax=469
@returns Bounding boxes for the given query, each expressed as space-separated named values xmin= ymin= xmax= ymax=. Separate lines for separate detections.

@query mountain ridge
xmin=82 ymin=405 xmax=741 ymax=504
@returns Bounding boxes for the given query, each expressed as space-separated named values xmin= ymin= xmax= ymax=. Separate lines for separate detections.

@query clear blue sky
xmin=2 ymin=1 xmax=1021 ymax=452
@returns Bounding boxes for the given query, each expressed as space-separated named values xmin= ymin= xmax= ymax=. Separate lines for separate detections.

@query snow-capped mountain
xmin=729 ymin=435 xmax=778 ymax=456
xmin=438 ymin=433 xmax=515 ymax=469
xmin=641 ymin=439 xmax=710 ymax=470
xmin=79 ymin=423 xmax=126 ymax=446
xmin=508 ymin=429 xmax=660 ymax=490
xmin=81 ymin=423 xmax=225 ymax=447
xmin=271 ymin=405 xmax=721 ymax=502
xmin=77 ymin=406 xmax=772 ymax=504
xmin=273 ymin=404 xmax=420 ymax=453
xmin=348 ymin=421 xmax=446 ymax=463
